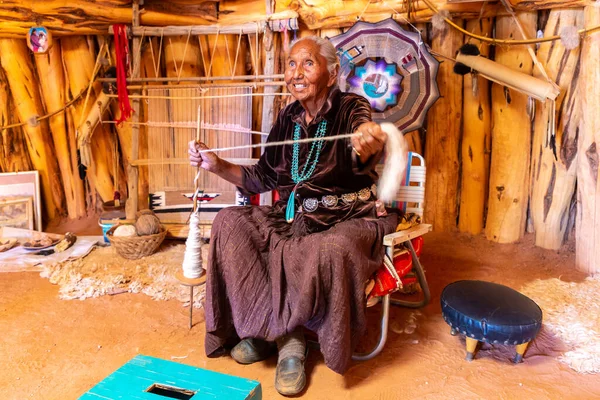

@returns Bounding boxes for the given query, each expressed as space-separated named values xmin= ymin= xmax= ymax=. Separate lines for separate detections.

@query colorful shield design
xmin=329 ymin=19 xmax=440 ymax=132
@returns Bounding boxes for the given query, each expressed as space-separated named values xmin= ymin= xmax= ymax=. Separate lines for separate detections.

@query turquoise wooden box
xmin=79 ymin=354 xmax=262 ymax=400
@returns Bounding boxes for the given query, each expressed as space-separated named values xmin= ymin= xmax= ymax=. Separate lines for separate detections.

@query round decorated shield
xmin=329 ymin=19 xmax=439 ymax=132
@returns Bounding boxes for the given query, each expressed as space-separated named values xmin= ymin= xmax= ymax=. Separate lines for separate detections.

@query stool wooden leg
xmin=465 ymin=337 xmax=479 ymax=361
xmin=514 ymin=342 xmax=529 ymax=363
xmin=189 ymin=286 xmax=194 ymax=329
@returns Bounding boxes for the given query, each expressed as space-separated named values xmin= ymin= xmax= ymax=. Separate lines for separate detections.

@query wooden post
xmin=403 ymin=23 xmax=427 ymax=157
xmin=577 ymin=5 xmax=600 ymax=275
xmin=0 ymin=67 xmax=32 ymax=173
xmin=530 ymin=10 xmax=583 ymax=250
xmin=275 ymin=0 xmax=506 ymax=30
xmin=35 ymin=40 xmax=87 ymax=220
xmin=126 ymin=0 xmax=142 ymax=219
xmin=260 ymin=1 xmax=277 ymax=206
xmin=458 ymin=19 xmax=492 ymax=235
xmin=0 ymin=38 xmax=65 ymax=220
xmin=126 ymin=37 xmax=158 ymax=213
xmin=485 ymin=13 xmax=536 ymax=243
xmin=424 ymin=20 xmax=463 ymax=231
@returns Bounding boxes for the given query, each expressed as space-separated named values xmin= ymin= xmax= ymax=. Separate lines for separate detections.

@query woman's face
xmin=284 ymin=41 xmax=337 ymax=106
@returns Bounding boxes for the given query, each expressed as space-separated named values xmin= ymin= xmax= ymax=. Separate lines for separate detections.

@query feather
xmin=431 ymin=10 xmax=450 ymax=35
xmin=27 ymin=115 xmax=39 ymax=127
xmin=378 ymin=123 xmax=408 ymax=203
xmin=560 ymin=26 xmax=580 ymax=50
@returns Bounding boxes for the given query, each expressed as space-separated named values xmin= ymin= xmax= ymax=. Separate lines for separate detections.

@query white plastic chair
xmin=353 ymin=152 xmax=432 ymax=361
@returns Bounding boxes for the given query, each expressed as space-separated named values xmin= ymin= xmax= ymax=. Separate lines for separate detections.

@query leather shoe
xmin=275 ymin=356 xmax=306 ymax=396
xmin=230 ymin=338 xmax=274 ymax=364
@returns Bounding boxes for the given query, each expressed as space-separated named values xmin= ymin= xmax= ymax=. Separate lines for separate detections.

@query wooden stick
xmin=97 ymin=74 xmax=284 ymax=83
xmin=126 ymin=0 xmax=142 ymax=219
xmin=192 ymin=105 xmax=202 ymax=212
xmin=111 ymin=18 xmax=299 ymax=37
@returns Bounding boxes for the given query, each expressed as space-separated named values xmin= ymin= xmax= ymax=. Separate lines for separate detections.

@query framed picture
xmin=0 ymin=197 xmax=34 ymax=230
xmin=27 ymin=26 xmax=52 ymax=54
xmin=0 ymin=171 xmax=42 ymax=231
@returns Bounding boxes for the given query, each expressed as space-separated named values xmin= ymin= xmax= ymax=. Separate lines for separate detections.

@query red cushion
xmin=369 ymin=237 xmax=424 ymax=298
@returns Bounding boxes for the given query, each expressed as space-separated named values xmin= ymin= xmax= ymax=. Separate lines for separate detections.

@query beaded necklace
xmin=286 ymin=120 xmax=327 ymax=223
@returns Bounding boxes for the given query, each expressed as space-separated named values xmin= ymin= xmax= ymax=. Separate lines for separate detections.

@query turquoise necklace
xmin=286 ymin=120 xmax=327 ymax=223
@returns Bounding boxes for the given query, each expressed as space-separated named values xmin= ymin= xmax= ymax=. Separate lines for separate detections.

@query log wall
xmin=424 ymin=20 xmax=464 ymax=232
xmin=485 ymin=12 xmax=537 ymax=243
xmin=458 ymin=19 xmax=492 ymax=235
xmin=530 ymin=9 xmax=583 ymax=250
xmin=577 ymin=5 xmax=600 ymax=275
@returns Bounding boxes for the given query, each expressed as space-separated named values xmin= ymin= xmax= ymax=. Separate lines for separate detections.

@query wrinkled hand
xmin=351 ymin=122 xmax=387 ymax=163
xmin=188 ymin=140 xmax=219 ymax=172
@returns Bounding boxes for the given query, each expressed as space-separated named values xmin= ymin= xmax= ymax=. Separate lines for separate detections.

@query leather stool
xmin=441 ymin=280 xmax=542 ymax=363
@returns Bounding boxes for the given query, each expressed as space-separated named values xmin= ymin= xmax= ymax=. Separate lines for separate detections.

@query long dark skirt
xmin=203 ymin=205 xmax=397 ymax=374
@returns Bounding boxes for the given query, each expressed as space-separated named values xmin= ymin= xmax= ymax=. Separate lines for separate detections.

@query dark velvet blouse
xmin=240 ymin=87 xmax=382 ymax=234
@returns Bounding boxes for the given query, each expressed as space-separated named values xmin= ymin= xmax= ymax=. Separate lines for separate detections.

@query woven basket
xmin=106 ymin=224 xmax=167 ymax=260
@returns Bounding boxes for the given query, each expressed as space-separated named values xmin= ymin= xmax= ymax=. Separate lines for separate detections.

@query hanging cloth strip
xmin=113 ymin=24 xmax=133 ymax=125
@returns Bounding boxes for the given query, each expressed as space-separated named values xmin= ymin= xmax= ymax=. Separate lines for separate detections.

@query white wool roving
xmin=560 ymin=26 xmax=580 ymax=50
xmin=431 ymin=10 xmax=450 ymax=35
xmin=378 ymin=123 xmax=408 ymax=203
xmin=521 ymin=276 xmax=600 ymax=374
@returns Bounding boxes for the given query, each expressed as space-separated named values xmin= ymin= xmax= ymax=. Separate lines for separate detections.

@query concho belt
xmin=299 ymin=184 xmax=377 ymax=213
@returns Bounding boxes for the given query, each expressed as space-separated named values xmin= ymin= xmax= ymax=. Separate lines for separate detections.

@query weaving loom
xmin=146 ymin=86 xmax=256 ymax=224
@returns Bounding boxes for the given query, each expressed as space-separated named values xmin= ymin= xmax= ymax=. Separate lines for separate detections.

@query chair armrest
xmin=383 ymin=224 xmax=432 ymax=247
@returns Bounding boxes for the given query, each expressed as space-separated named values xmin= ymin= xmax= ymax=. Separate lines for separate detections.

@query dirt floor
xmin=1 ymin=218 xmax=600 ymax=400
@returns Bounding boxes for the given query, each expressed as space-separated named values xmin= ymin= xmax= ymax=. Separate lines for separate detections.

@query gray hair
xmin=290 ymin=36 xmax=340 ymax=74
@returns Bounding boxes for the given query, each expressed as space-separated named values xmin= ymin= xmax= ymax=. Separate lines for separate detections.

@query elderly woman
xmin=189 ymin=36 xmax=397 ymax=396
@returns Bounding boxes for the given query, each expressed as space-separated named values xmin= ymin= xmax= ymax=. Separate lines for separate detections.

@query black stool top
xmin=441 ymin=280 xmax=542 ymax=345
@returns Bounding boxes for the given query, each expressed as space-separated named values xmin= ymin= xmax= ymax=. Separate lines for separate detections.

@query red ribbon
xmin=113 ymin=24 xmax=132 ymax=125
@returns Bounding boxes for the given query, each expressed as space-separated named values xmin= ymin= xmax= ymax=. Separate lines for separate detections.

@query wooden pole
xmin=577 ymin=5 xmax=600 ymax=275
xmin=508 ymin=0 xmax=590 ymax=9
xmin=117 ymin=18 xmax=299 ymax=37
xmin=97 ymin=74 xmax=284 ymax=84
xmin=424 ymin=20 xmax=464 ymax=231
xmin=530 ymin=9 xmax=583 ymax=250
xmin=403 ymin=23 xmax=427 ymax=157
xmin=0 ymin=39 xmax=65 ymax=220
xmin=258 ymin=0 xmax=278 ymax=206
xmin=458 ymin=19 xmax=492 ymax=235
xmin=126 ymin=0 xmax=143 ymax=219
xmin=0 ymin=0 xmax=219 ymax=37
xmin=129 ymin=37 xmax=159 ymax=212
xmin=485 ymin=12 xmax=537 ymax=243
xmin=0 ymin=67 xmax=32 ymax=173
xmin=35 ymin=40 xmax=87 ymax=219
xmin=275 ymin=0 xmax=507 ymax=29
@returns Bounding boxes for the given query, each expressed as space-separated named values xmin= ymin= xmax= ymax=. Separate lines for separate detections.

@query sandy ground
xmin=1 ymin=219 xmax=600 ymax=400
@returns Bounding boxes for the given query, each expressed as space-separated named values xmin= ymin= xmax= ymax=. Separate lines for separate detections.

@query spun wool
xmin=182 ymin=211 xmax=203 ymax=279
